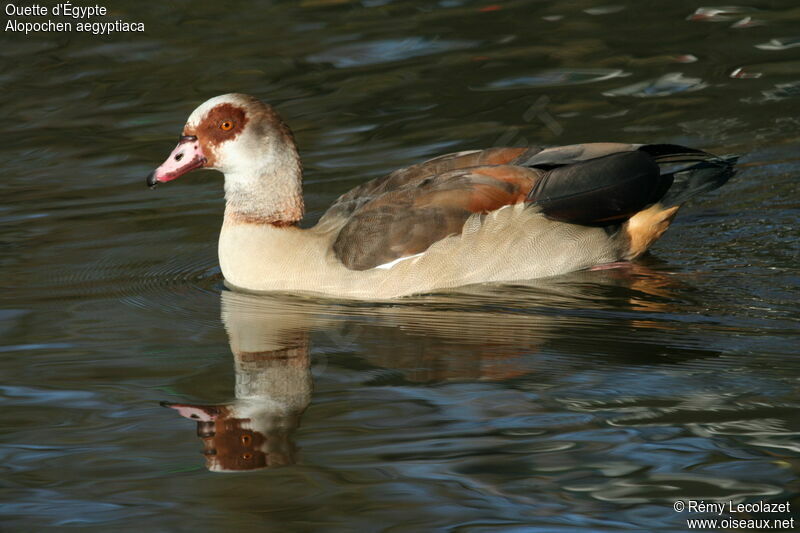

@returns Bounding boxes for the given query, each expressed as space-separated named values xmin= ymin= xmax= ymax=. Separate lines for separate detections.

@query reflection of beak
xmin=147 ymin=135 xmax=206 ymax=188
xmin=160 ymin=401 xmax=220 ymax=421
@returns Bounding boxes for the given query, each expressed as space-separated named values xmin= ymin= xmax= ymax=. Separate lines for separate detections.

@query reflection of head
xmin=164 ymin=402 xmax=300 ymax=472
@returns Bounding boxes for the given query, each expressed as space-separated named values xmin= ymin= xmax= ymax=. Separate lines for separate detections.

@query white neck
xmin=224 ymin=170 xmax=304 ymax=225
xmin=221 ymin=131 xmax=304 ymax=226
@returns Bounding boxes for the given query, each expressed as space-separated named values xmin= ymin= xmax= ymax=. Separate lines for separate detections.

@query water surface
xmin=1 ymin=0 xmax=799 ymax=530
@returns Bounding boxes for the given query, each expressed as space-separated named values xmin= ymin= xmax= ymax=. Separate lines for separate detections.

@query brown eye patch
xmin=201 ymin=103 xmax=248 ymax=147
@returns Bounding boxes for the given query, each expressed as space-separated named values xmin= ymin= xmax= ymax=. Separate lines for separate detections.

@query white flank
xmin=373 ymin=252 xmax=425 ymax=270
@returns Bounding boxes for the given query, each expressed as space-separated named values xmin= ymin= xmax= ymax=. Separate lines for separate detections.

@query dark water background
xmin=1 ymin=0 xmax=799 ymax=530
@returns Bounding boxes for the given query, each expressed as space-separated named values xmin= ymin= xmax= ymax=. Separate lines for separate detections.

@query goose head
xmin=147 ymin=93 xmax=300 ymax=192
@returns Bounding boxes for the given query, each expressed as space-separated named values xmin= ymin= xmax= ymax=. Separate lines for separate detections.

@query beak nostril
xmin=175 ymin=153 xmax=184 ymax=162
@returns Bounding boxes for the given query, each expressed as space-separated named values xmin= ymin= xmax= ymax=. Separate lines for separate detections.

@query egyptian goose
xmin=147 ymin=94 xmax=736 ymax=299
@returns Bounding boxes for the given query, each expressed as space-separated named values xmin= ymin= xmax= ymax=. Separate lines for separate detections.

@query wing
xmin=332 ymin=165 xmax=542 ymax=270
xmin=328 ymin=143 xmax=730 ymax=271
xmin=319 ymin=147 xmax=536 ymax=224
xmin=524 ymin=143 xmax=728 ymax=224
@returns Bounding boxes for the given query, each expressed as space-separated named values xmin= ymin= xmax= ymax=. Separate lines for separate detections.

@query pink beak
xmin=147 ymin=135 xmax=207 ymax=188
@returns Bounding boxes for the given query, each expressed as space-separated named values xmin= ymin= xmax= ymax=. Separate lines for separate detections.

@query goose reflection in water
xmin=163 ymin=262 xmax=719 ymax=472
xmin=163 ymin=292 xmax=313 ymax=472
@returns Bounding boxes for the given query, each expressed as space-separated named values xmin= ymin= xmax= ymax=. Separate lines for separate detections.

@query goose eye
xmin=220 ymin=121 xmax=233 ymax=131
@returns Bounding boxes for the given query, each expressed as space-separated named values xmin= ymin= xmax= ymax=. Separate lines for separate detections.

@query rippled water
xmin=2 ymin=0 xmax=799 ymax=530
